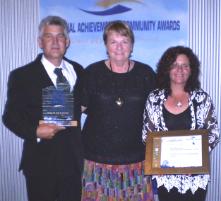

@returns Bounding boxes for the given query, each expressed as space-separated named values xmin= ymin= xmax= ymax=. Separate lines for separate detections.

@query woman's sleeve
xmin=142 ymin=94 xmax=157 ymax=143
xmin=204 ymin=94 xmax=220 ymax=151
xmin=80 ymin=69 xmax=91 ymax=109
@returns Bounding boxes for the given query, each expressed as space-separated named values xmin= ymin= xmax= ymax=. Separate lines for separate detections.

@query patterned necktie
xmin=54 ymin=68 xmax=70 ymax=90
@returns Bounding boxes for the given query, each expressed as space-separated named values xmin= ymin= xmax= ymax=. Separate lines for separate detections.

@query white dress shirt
xmin=41 ymin=55 xmax=77 ymax=92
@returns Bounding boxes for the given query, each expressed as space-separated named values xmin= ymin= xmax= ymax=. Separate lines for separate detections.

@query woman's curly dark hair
xmin=156 ymin=46 xmax=201 ymax=94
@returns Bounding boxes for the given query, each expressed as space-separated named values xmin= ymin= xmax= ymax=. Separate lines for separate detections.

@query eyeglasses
xmin=171 ymin=63 xmax=190 ymax=70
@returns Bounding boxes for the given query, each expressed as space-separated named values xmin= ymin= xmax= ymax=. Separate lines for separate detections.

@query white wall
xmin=0 ymin=0 xmax=220 ymax=200
xmin=188 ymin=0 xmax=221 ymax=200
xmin=0 ymin=0 xmax=39 ymax=201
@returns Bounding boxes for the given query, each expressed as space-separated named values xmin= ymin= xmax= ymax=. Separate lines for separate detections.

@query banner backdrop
xmin=40 ymin=0 xmax=188 ymax=69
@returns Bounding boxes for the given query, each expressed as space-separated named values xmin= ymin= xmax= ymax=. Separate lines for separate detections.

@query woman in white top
xmin=142 ymin=46 xmax=219 ymax=201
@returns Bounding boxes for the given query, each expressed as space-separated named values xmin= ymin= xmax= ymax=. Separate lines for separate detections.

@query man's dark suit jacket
xmin=2 ymin=54 xmax=84 ymax=177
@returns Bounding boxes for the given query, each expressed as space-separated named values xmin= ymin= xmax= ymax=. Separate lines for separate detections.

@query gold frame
xmin=145 ymin=129 xmax=210 ymax=175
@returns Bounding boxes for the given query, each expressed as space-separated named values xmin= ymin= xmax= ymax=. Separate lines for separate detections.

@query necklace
xmin=170 ymin=93 xmax=188 ymax=108
xmin=176 ymin=101 xmax=182 ymax=107
xmin=115 ymin=97 xmax=124 ymax=107
xmin=109 ymin=60 xmax=130 ymax=107
xmin=109 ymin=60 xmax=131 ymax=73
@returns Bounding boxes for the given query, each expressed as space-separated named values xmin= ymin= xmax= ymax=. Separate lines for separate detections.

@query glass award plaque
xmin=40 ymin=84 xmax=77 ymax=126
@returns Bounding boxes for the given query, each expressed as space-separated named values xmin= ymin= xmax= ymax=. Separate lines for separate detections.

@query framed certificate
xmin=145 ymin=129 xmax=210 ymax=175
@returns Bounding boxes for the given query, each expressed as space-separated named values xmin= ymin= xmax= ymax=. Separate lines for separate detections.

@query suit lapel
xmin=33 ymin=54 xmax=55 ymax=88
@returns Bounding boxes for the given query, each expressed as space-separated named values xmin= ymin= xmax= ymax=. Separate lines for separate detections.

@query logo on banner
xmin=79 ymin=0 xmax=144 ymax=16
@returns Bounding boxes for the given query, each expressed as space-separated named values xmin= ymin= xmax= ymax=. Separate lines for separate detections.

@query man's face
xmin=38 ymin=24 xmax=70 ymax=65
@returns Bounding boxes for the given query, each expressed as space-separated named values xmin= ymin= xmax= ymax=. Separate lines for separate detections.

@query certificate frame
xmin=145 ymin=129 xmax=210 ymax=175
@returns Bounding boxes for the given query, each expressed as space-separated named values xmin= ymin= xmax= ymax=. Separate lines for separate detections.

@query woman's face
xmin=105 ymin=31 xmax=133 ymax=63
xmin=169 ymin=54 xmax=191 ymax=86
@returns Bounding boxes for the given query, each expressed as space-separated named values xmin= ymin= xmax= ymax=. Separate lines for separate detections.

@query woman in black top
xmin=81 ymin=20 xmax=156 ymax=201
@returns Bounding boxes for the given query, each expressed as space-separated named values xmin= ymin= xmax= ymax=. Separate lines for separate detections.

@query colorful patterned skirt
xmin=81 ymin=160 xmax=154 ymax=201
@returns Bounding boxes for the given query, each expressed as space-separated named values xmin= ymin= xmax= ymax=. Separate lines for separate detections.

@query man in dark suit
xmin=2 ymin=16 xmax=84 ymax=201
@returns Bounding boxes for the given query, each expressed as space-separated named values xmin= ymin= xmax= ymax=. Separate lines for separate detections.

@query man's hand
xmin=36 ymin=123 xmax=65 ymax=140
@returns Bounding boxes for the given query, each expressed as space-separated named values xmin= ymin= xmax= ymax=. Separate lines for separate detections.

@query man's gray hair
xmin=38 ymin=15 xmax=69 ymax=39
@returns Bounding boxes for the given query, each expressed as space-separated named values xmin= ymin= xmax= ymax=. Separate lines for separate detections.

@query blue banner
xmin=40 ymin=0 xmax=188 ymax=69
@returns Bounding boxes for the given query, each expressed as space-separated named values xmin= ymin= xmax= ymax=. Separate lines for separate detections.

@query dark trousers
xmin=24 ymin=174 xmax=82 ymax=201
xmin=158 ymin=186 xmax=207 ymax=201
